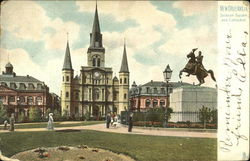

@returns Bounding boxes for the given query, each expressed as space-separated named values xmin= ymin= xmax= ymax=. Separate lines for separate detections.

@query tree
xmin=45 ymin=108 xmax=52 ymax=118
xmin=53 ymin=109 xmax=61 ymax=121
xmin=0 ymin=102 xmax=7 ymax=123
xmin=17 ymin=111 xmax=26 ymax=123
xmin=210 ymin=109 xmax=217 ymax=124
xmin=166 ymin=107 xmax=173 ymax=121
xmin=29 ymin=107 xmax=42 ymax=122
xmin=199 ymin=105 xmax=212 ymax=129
xmin=61 ymin=109 xmax=70 ymax=121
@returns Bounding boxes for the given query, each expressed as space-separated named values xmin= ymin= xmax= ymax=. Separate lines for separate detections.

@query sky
xmin=0 ymin=1 xmax=218 ymax=95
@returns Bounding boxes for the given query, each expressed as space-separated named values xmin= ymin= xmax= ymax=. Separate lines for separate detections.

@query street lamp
xmin=163 ymin=64 xmax=173 ymax=128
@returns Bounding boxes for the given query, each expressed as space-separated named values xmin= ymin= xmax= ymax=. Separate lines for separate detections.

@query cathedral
xmin=61 ymin=5 xmax=129 ymax=118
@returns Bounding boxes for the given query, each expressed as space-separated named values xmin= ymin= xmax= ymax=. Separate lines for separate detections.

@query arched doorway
xmin=93 ymin=106 xmax=100 ymax=120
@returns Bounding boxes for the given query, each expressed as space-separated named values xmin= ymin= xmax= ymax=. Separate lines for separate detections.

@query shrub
xmin=17 ymin=112 xmax=26 ymax=123
xmin=29 ymin=107 xmax=42 ymax=122
xmin=199 ymin=105 xmax=212 ymax=129
xmin=210 ymin=109 xmax=217 ymax=124
xmin=0 ymin=102 xmax=7 ymax=123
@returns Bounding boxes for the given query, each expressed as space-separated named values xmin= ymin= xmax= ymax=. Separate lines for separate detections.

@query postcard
xmin=0 ymin=1 xmax=249 ymax=161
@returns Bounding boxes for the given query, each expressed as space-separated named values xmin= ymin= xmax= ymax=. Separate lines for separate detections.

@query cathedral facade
xmin=61 ymin=5 xmax=129 ymax=118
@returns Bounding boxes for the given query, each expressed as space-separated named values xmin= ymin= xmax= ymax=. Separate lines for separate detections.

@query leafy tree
xmin=199 ymin=105 xmax=212 ymax=129
xmin=53 ymin=109 xmax=61 ymax=121
xmin=210 ymin=109 xmax=217 ymax=124
xmin=29 ymin=107 xmax=42 ymax=122
xmin=0 ymin=102 xmax=7 ymax=123
xmin=166 ymin=107 xmax=173 ymax=121
xmin=61 ymin=110 xmax=70 ymax=121
xmin=17 ymin=112 xmax=26 ymax=123
xmin=45 ymin=108 xmax=52 ymax=118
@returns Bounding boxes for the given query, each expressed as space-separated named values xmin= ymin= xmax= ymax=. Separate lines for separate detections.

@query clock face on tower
xmin=94 ymin=71 xmax=101 ymax=79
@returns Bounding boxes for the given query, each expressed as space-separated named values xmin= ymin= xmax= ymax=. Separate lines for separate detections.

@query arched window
xmin=124 ymin=78 xmax=127 ymax=84
xmin=19 ymin=96 xmax=25 ymax=103
xmin=94 ymin=88 xmax=100 ymax=100
xmin=66 ymin=92 xmax=69 ymax=98
xmin=124 ymin=93 xmax=127 ymax=99
xmin=9 ymin=96 xmax=15 ymax=102
xmin=145 ymin=99 xmax=150 ymax=107
xmin=63 ymin=76 xmax=64 ymax=82
xmin=0 ymin=96 xmax=5 ymax=102
xmin=102 ymin=89 xmax=104 ymax=100
xmin=75 ymin=92 xmax=79 ymax=100
xmin=97 ymin=58 xmax=100 ymax=67
xmin=153 ymin=99 xmax=158 ymax=107
xmin=120 ymin=78 xmax=122 ymax=84
xmin=89 ymin=89 xmax=92 ymax=100
xmin=66 ymin=76 xmax=69 ymax=82
xmin=36 ymin=96 xmax=42 ymax=105
xmin=93 ymin=58 xmax=96 ymax=66
xmin=154 ymin=88 xmax=158 ymax=94
xmin=27 ymin=96 xmax=33 ymax=105
xmin=160 ymin=100 xmax=165 ymax=107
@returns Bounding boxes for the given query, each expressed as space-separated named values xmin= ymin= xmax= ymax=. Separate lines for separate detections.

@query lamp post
xmin=163 ymin=64 xmax=173 ymax=128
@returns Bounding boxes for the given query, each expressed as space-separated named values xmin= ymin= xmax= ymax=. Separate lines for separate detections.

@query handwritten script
xmin=219 ymin=30 xmax=248 ymax=152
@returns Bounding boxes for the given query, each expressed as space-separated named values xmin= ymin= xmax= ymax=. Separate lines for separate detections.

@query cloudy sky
xmin=0 ymin=1 xmax=218 ymax=95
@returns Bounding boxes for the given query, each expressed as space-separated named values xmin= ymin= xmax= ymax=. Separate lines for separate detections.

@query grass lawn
xmin=0 ymin=130 xmax=216 ymax=161
xmin=1 ymin=121 xmax=104 ymax=129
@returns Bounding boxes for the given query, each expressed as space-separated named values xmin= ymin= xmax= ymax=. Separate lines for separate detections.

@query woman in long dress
xmin=47 ymin=113 xmax=54 ymax=130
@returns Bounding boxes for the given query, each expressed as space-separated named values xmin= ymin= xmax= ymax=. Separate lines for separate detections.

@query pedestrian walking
xmin=106 ymin=113 xmax=111 ymax=128
xmin=3 ymin=120 xmax=8 ymax=130
xmin=9 ymin=113 xmax=15 ymax=132
xmin=113 ymin=115 xmax=118 ymax=127
xmin=128 ymin=113 xmax=133 ymax=132
xmin=47 ymin=113 xmax=54 ymax=130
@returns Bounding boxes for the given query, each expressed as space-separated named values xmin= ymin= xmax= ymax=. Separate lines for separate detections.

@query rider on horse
xmin=194 ymin=51 xmax=206 ymax=74
xmin=180 ymin=48 xmax=216 ymax=86
xmin=186 ymin=48 xmax=206 ymax=76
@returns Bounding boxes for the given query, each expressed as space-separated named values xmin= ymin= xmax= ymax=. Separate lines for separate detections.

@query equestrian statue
xmin=179 ymin=48 xmax=216 ymax=86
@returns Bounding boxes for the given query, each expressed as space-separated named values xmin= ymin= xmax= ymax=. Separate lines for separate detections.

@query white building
xmin=169 ymin=85 xmax=217 ymax=122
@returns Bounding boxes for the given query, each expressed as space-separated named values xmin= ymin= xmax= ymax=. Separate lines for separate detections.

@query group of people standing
xmin=106 ymin=113 xmax=118 ymax=128
xmin=106 ymin=112 xmax=133 ymax=132
xmin=3 ymin=113 xmax=15 ymax=131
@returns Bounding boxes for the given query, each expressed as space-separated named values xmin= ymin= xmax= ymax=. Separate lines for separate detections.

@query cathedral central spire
xmin=92 ymin=3 xmax=100 ymax=34
xmin=88 ymin=2 xmax=104 ymax=50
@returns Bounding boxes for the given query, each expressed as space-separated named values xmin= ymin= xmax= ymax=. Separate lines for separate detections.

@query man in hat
xmin=194 ymin=51 xmax=206 ymax=74
xmin=106 ymin=113 xmax=111 ymax=128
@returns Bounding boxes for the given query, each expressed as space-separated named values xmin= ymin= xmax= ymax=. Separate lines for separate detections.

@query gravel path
xmin=0 ymin=123 xmax=216 ymax=138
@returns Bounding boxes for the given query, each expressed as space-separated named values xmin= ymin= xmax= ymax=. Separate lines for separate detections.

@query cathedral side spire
xmin=62 ymin=40 xmax=73 ymax=71
xmin=119 ymin=39 xmax=129 ymax=73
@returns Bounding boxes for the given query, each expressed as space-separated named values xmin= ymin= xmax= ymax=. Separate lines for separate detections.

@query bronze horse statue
xmin=179 ymin=49 xmax=216 ymax=86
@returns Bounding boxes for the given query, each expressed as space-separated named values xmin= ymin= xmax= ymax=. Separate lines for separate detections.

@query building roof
xmin=62 ymin=41 xmax=73 ymax=70
xmin=113 ymin=76 xmax=118 ymax=81
xmin=5 ymin=62 xmax=13 ymax=68
xmin=0 ymin=75 xmax=42 ymax=83
xmin=119 ymin=42 xmax=129 ymax=73
xmin=142 ymin=81 xmax=191 ymax=88
xmin=0 ymin=75 xmax=47 ymax=92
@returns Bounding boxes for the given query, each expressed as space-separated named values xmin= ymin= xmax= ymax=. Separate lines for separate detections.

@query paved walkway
xmin=0 ymin=123 xmax=216 ymax=138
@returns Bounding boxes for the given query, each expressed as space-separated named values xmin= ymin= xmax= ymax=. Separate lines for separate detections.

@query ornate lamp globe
xmin=163 ymin=64 xmax=173 ymax=82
